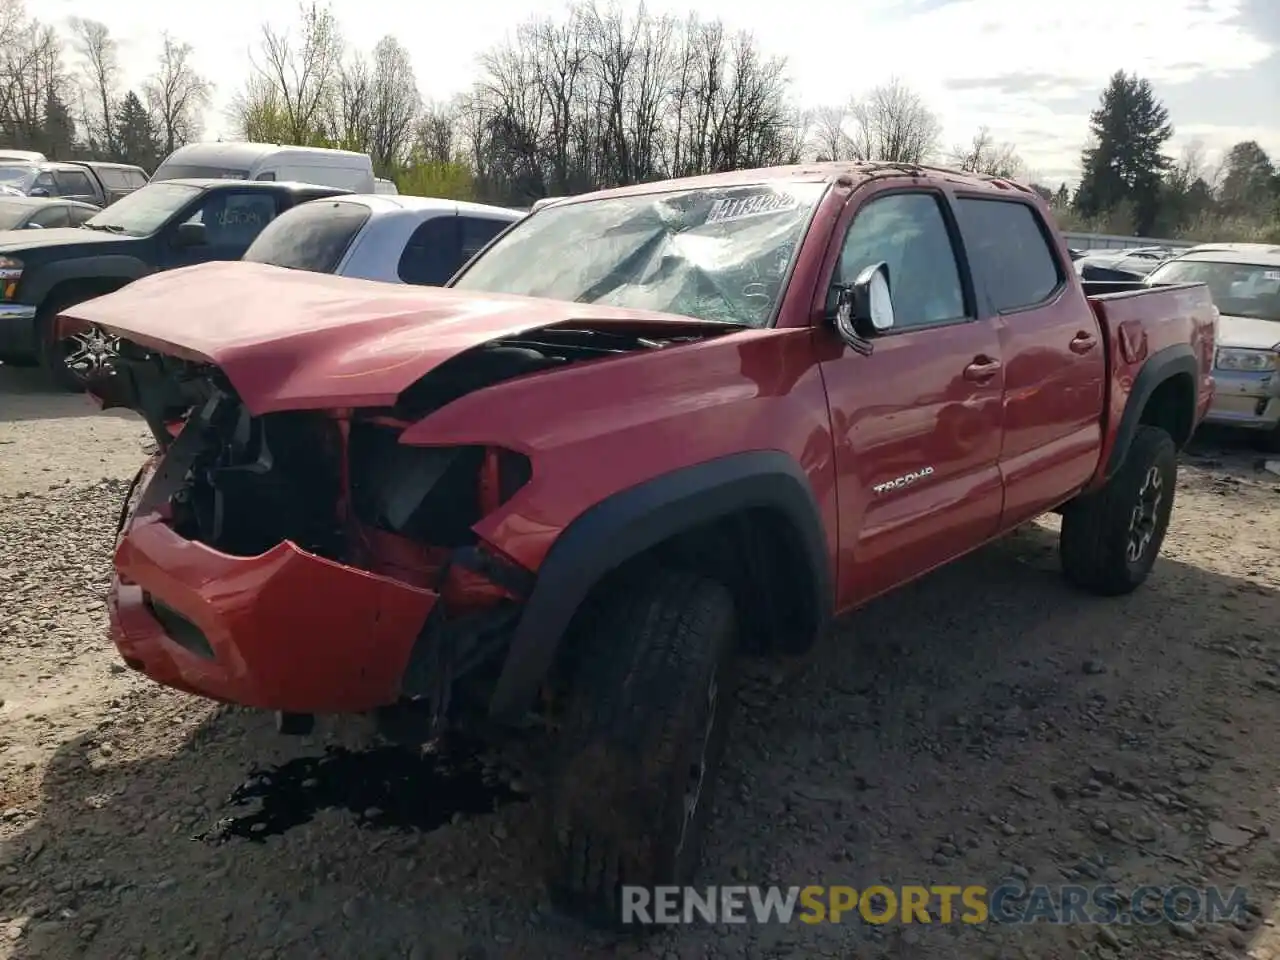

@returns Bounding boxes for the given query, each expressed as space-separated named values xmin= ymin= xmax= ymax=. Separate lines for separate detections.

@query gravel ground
xmin=3 ymin=361 xmax=1280 ymax=960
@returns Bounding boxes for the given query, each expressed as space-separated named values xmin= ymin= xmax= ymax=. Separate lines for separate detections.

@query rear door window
xmin=954 ymin=198 xmax=1063 ymax=312
xmin=244 ymin=200 xmax=372 ymax=273
xmin=398 ymin=215 xmax=462 ymax=285
xmin=28 ymin=205 xmax=69 ymax=228
xmin=55 ymin=169 xmax=97 ymax=200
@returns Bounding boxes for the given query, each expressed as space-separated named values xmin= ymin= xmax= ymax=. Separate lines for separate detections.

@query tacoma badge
xmin=873 ymin=466 xmax=935 ymax=494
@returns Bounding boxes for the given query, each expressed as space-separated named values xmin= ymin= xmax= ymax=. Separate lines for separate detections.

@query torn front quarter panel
xmin=61 ymin=260 xmax=738 ymax=415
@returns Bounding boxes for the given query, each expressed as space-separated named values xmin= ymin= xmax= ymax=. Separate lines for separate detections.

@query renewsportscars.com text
xmin=621 ymin=884 xmax=1250 ymax=926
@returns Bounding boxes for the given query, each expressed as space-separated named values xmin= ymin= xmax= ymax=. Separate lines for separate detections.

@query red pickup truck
xmin=68 ymin=162 xmax=1215 ymax=926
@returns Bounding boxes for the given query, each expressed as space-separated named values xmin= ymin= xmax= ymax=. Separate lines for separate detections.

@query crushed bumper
xmin=1203 ymin=369 xmax=1280 ymax=431
xmin=110 ymin=513 xmax=438 ymax=713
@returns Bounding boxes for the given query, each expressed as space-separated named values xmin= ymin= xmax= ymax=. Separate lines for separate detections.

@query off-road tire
xmin=544 ymin=567 xmax=737 ymax=929
xmin=1060 ymin=425 xmax=1177 ymax=596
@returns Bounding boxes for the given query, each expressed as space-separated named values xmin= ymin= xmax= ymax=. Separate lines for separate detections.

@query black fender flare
xmin=25 ymin=256 xmax=152 ymax=308
xmin=1105 ymin=342 xmax=1199 ymax=478
xmin=486 ymin=451 xmax=833 ymax=724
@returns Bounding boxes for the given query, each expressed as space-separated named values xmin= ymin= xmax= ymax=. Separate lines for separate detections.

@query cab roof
xmin=554 ymin=161 xmax=1037 ymax=207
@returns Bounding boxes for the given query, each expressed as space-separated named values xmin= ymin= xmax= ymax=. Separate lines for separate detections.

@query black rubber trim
xmin=486 ymin=451 xmax=833 ymax=723
xmin=1104 ymin=342 xmax=1199 ymax=478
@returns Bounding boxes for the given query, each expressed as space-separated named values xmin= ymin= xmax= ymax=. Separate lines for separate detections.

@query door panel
xmin=817 ymin=188 xmax=1005 ymax=610
xmin=952 ymin=197 xmax=1106 ymax=526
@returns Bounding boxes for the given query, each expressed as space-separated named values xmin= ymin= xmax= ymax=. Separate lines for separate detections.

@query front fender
xmin=24 ymin=255 xmax=152 ymax=306
xmin=486 ymin=450 xmax=833 ymax=724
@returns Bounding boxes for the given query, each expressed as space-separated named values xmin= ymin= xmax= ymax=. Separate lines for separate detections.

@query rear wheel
xmin=544 ymin=567 xmax=737 ymax=928
xmin=1060 ymin=425 xmax=1177 ymax=596
xmin=37 ymin=292 xmax=121 ymax=393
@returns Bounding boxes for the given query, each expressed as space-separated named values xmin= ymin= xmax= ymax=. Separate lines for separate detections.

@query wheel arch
xmin=1105 ymin=343 xmax=1199 ymax=479
xmin=486 ymin=451 xmax=834 ymax=724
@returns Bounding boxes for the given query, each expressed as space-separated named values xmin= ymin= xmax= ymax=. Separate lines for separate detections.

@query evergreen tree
xmin=1074 ymin=71 xmax=1173 ymax=234
xmin=1218 ymin=141 xmax=1275 ymax=216
xmin=38 ymin=91 xmax=76 ymax=159
xmin=113 ymin=91 xmax=160 ymax=170
xmin=1054 ymin=183 xmax=1070 ymax=205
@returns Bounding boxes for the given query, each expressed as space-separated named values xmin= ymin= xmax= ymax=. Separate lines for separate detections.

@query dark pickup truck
xmin=0 ymin=159 xmax=149 ymax=208
xmin=0 ymin=178 xmax=349 ymax=389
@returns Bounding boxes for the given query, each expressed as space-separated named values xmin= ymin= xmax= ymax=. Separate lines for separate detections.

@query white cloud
xmin=41 ymin=0 xmax=1279 ymax=179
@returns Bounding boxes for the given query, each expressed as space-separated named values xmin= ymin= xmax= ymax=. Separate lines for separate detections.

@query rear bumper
xmin=110 ymin=513 xmax=438 ymax=713
xmin=0 ymin=303 xmax=36 ymax=360
xmin=1203 ymin=368 xmax=1280 ymax=431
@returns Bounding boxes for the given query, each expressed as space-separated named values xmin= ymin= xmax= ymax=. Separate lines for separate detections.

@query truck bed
xmin=1084 ymin=280 xmax=1217 ymax=486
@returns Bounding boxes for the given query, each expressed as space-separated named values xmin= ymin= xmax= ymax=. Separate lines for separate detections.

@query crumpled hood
xmin=61 ymin=260 xmax=705 ymax=414
xmin=1217 ymin=313 xmax=1280 ymax=351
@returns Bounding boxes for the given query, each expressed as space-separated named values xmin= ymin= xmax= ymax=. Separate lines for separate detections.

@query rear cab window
xmin=243 ymin=200 xmax=372 ymax=274
xmin=954 ymin=198 xmax=1063 ymax=311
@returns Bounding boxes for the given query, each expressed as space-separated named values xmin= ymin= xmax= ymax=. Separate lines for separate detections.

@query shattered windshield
xmin=450 ymin=182 xmax=828 ymax=327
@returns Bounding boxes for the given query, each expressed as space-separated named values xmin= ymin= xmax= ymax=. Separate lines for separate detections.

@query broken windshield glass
xmin=451 ymin=182 xmax=829 ymax=327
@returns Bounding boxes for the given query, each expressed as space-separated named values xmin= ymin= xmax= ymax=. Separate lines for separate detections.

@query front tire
xmin=37 ymin=293 xmax=121 ymax=393
xmin=544 ymin=567 xmax=737 ymax=929
xmin=1060 ymin=425 xmax=1177 ymax=596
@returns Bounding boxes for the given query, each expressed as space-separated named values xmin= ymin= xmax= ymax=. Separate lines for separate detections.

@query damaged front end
xmin=99 ymin=317 xmax=714 ymax=735
xmin=104 ymin=344 xmax=539 ymax=730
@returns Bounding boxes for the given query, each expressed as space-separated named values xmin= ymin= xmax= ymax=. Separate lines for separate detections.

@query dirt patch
xmin=2 ymin=373 xmax=1280 ymax=959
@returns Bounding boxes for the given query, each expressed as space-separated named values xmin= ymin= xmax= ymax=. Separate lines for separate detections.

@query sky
xmin=35 ymin=0 xmax=1280 ymax=188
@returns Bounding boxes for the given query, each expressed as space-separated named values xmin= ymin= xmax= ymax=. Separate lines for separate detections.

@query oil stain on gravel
xmin=200 ymin=742 xmax=527 ymax=842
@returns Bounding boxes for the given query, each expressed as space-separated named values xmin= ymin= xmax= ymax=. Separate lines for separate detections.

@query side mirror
xmin=174 ymin=221 xmax=207 ymax=247
xmin=833 ymin=261 xmax=894 ymax=350
xmin=28 ymin=187 xmax=50 ymax=198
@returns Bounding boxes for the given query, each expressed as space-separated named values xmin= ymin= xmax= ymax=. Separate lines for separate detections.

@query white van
xmin=0 ymin=149 xmax=47 ymax=163
xmin=374 ymin=177 xmax=399 ymax=195
xmin=152 ymin=142 xmax=375 ymax=193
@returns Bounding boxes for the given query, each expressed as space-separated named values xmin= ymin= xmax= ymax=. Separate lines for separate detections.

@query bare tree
xmin=329 ymin=50 xmax=372 ymax=150
xmin=948 ymin=125 xmax=1023 ymax=178
xmin=142 ymin=33 xmax=211 ymax=157
xmin=69 ymin=17 xmax=120 ymax=155
xmin=228 ymin=73 xmax=289 ymax=142
xmin=244 ymin=2 xmax=343 ymax=145
xmin=847 ymin=77 xmax=940 ymax=164
xmin=367 ymin=36 xmax=420 ymax=171
xmin=0 ymin=1 xmax=70 ymax=155
xmin=808 ymin=104 xmax=855 ymax=161
xmin=414 ymin=100 xmax=457 ymax=165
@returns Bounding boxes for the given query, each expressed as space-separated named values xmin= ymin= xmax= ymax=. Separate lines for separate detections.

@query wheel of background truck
xmin=36 ymin=293 xmax=121 ymax=393
xmin=1059 ymin=425 xmax=1178 ymax=596
xmin=544 ymin=567 xmax=737 ymax=929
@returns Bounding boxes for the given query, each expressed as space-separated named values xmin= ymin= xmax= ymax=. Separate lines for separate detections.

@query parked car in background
xmin=79 ymin=161 xmax=150 ymax=204
xmin=0 ymin=196 xmax=99 ymax=230
xmin=374 ymin=177 xmax=398 ymax=195
xmin=242 ymin=194 xmax=523 ymax=284
xmin=1144 ymin=243 xmax=1280 ymax=449
xmin=1074 ymin=246 xmax=1173 ymax=278
xmin=0 ymin=159 xmax=147 ymax=208
xmin=0 ymin=149 xmax=46 ymax=162
xmin=67 ymin=162 xmax=1214 ymax=927
xmin=153 ymin=142 xmax=375 ymax=193
xmin=0 ymin=178 xmax=350 ymax=389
